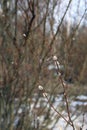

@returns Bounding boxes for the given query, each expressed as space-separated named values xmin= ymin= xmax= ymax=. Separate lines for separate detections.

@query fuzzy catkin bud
xmin=53 ymin=55 xmax=57 ymax=61
xmin=38 ymin=85 xmax=43 ymax=90
xmin=43 ymin=92 xmax=48 ymax=97
xmin=23 ymin=34 xmax=26 ymax=37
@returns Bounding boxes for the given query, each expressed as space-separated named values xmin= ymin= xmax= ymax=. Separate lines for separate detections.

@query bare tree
xmin=0 ymin=0 xmax=87 ymax=130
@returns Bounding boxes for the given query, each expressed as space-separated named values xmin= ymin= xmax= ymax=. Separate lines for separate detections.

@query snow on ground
xmin=13 ymin=94 xmax=87 ymax=130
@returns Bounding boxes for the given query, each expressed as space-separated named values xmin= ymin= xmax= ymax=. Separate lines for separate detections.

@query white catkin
xmin=23 ymin=34 xmax=26 ymax=37
xmin=38 ymin=85 xmax=43 ymax=90
xmin=53 ymin=55 xmax=57 ymax=61
xmin=43 ymin=93 xmax=48 ymax=97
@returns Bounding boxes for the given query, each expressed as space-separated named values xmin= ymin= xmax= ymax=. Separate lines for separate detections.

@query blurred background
xmin=0 ymin=0 xmax=87 ymax=130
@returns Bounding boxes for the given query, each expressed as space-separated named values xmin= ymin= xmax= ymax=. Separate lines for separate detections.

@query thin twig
xmin=53 ymin=57 xmax=75 ymax=130
xmin=44 ymin=92 xmax=73 ymax=126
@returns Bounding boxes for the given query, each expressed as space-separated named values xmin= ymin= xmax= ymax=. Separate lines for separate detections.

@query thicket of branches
xmin=0 ymin=0 xmax=87 ymax=130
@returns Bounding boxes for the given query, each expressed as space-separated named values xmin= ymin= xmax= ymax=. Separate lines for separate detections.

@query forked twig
xmin=53 ymin=56 xmax=75 ymax=130
xmin=38 ymin=85 xmax=74 ymax=127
